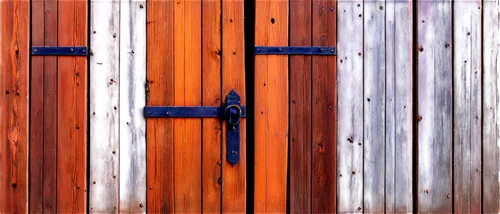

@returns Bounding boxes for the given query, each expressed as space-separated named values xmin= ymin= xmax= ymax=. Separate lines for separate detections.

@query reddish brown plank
xmin=0 ymin=0 xmax=30 ymax=212
xmin=222 ymin=0 xmax=246 ymax=212
xmin=289 ymin=0 xmax=312 ymax=212
xmin=57 ymin=0 xmax=87 ymax=212
xmin=146 ymin=0 xmax=175 ymax=212
xmin=311 ymin=0 xmax=336 ymax=213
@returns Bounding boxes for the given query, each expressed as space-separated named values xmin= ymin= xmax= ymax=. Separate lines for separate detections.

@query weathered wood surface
xmin=30 ymin=0 xmax=57 ymax=212
xmin=254 ymin=0 xmax=289 ymax=212
xmin=311 ymin=0 xmax=336 ymax=213
xmin=337 ymin=0 xmax=364 ymax=212
xmin=90 ymin=0 xmax=120 ymax=212
xmin=222 ymin=0 xmax=246 ymax=213
xmin=146 ymin=0 xmax=175 ymax=212
xmin=202 ymin=0 xmax=222 ymax=212
xmin=483 ymin=1 xmax=500 ymax=212
xmin=453 ymin=0 xmax=481 ymax=212
xmin=385 ymin=0 xmax=413 ymax=212
xmin=289 ymin=0 xmax=312 ymax=212
xmin=0 ymin=0 xmax=29 ymax=212
xmin=119 ymin=0 xmax=147 ymax=212
xmin=363 ymin=0 xmax=385 ymax=212
xmin=417 ymin=0 xmax=452 ymax=212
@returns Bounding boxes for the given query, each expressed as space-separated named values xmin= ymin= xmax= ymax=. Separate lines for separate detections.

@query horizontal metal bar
xmin=32 ymin=46 xmax=89 ymax=56
xmin=254 ymin=46 xmax=336 ymax=55
xmin=144 ymin=106 xmax=247 ymax=118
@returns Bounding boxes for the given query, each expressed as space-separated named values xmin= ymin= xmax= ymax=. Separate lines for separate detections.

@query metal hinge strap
xmin=32 ymin=46 xmax=89 ymax=56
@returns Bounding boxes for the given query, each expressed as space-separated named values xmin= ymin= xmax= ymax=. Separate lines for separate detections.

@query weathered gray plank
xmin=89 ymin=0 xmax=120 ymax=212
xmin=385 ymin=0 xmax=413 ymax=212
xmin=453 ymin=0 xmax=481 ymax=212
xmin=483 ymin=1 xmax=500 ymax=212
xmin=120 ymin=0 xmax=147 ymax=212
xmin=363 ymin=0 xmax=385 ymax=212
xmin=337 ymin=0 xmax=364 ymax=212
xmin=417 ymin=0 xmax=453 ymax=212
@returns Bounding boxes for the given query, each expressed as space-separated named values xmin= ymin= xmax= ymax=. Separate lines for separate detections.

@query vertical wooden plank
xmin=173 ymin=0 xmax=202 ymax=212
xmin=311 ymin=0 xmax=336 ymax=213
xmin=363 ymin=0 xmax=385 ymax=212
xmin=337 ymin=0 xmax=364 ymax=212
xmin=254 ymin=0 xmax=289 ymax=212
xmin=120 ymin=0 xmax=147 ymax=212
xmin=417 ymin=0 xmax=452 ymax=212
xmin=146 ymin=0 xmax=175 ymax=211
xmin=31 ymin=0 xmax=59 ymax=211
xmin=385 ymin=0 xmax=413 ymax=212
xmin=289 ymin=0 xmax=311 ymax=212
xmin=57 ymin=0 xmax=88 ymax=212
xmin=89 ymin=0 xmax=120 ymax=212
xmin=202 ymin=0 xmax=222 ymax=212
xmin=0 ymin=0 xmax=29 ymax=212
xmin=222 ymin=0 xmax=246 ymax=213
xmin=453 ymin=0 xmax=481 ymax=212
xmin=483 ymin=1 xmax=500 ymax=212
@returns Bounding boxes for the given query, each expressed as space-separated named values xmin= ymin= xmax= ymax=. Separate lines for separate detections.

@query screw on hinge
xmin=418 ymin=116 xmax=423 ymax=122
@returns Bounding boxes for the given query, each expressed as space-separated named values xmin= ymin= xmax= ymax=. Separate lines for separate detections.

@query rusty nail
xmin=114 ymin=206 xmax=117 ymax=210
xmin=77 ymin=186 xmax=80 ymax=189
xmin=447 ymin=194 xmax=450 ymax=198
xmin=357 ymin=207 xmax=361 ymax=211
xmin=352 ymin=171 xmax=355 ymax=174
xmin=347 ymin=136 xmax=353 ymax=143
xmin=340 ymin=174 xmax=342 ymax=177
xmin=140 ymin=204 xmax=144 ymax=208
xmin=112 ymin=150 xmax=116 ymax=154
xmin=93 ymin=112 xmax=96 ymax=115
xmin=445 ymin=43 xmax=450 ymax=48
xmin=76 ymin=72 xmax=80 ymax=76
xmin=11 ymin=183 xmax=16 ymax=188
xmin=330 ymin=7 xmax=334 ymax=11
xmin=358 ymin=52 xmax=362 ymax=56
xmin=140 ymin=4 xmax=144 ymax=8
xmin=76 ymin=126 xmax=80 ymax=130
xmin=233 ymin=52 xmax=236 ymax=55
xmin=419 ymin=46 xmax=424 ymax=52
xmin=293 ymin=100 xmax=297 ymax=104
xmin=358 ymin=143 xmax=362 ymax=146
xmin=467 ymin=32 xmax=471 ymax=35
xmin=424 ymin=189 xmax=429 ymax=194
xmin=93 ymin=181 xmax=96 ymax=184
xmin=359 ymin=14 xmax=362 ymax=17
xmin=380 ymin=6 xmax=384 ymax=10
xmin=329 ymin=105 xmax=332 ymax=109
xmin=5 ymin=90 xmax=9 ymax=94
xmin=149 ymin=187 xmax=153 ymax=190
xmin=230 ymin=19 xmax=233 ymax=22
xmin=476 ymin=116 xmax=479 ymax=119
xmin=418 ymin=116 xmax=423 ymax=121
xmin=476 ymin=168 xmax=480 ymax=172
xmin=114 ymin=106 xmax=117 ymax=110
xmin=293 ymin=138 xmax=296 ymax=142
xmin=367 ymin=98 xmax=370 ymax=102
xmin=113 ymin=175 xmax=116 ymax=178
xmin=113 ymin=34 xmax=117 ymax=38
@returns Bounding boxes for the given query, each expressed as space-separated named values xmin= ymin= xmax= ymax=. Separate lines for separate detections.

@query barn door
xmin=145 ymin=0 xmax=246 ymax=213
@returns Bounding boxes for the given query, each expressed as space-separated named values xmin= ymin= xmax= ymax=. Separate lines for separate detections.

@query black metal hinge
xmin=144 ymin=90 xmax=245 ymax=165
xmin=32 ymin=46 xmax=89 ymax=56
xmin=254 ymin=46 xmax=336 ymax=55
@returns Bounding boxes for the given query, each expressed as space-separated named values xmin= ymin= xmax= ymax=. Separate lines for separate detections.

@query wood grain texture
xmin=417 ymin=0 xmax=452 ymax=212
xmin=453 ymin=0 xmax=481 ymax=212
xmin=222 ymin=0 xmax=246 ymax=213
xmin=289 ymin=0 xmax=312 ymax=212
xmin=173 ymin=0 xmax=202 ymax=212
xmin=336 ymin=1 xmax=363 ymax=212
xmin=0 ymin=0 xmax=29 ymax=212
xmin=385 ymin=0 xmax=413 ymax=212
xmin=363 ymin=0 xmax=385 ymax=212
xmin=119 ymin=0 xmax=147 ymax=212
xmin=146 ymin=0 xmax=175 ymax=212
xmin=311 ymin=0 xmax=336 ymax=213
xmin=30 ymin=0 xmax=58 ymax=212
xmin=202 ymin=0 xmax=222 ymax=212
xmin=254 ymin=0 xmax=288 ymax=212
xmin=90 ymin=0 xmax=120 ymax=212
xmin=483 ymin=1 xmax=500 ymax=212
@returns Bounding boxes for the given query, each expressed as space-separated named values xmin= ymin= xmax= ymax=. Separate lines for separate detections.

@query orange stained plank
xmin=254 ymin=0 xmax=289 ymax=212
xmin=0 ymin=0 xmax=30 ymax=212
xmin=174 ymin=0 xmax=202 ymax=212
xmin=202 ymin=0 xmax=222 ymax=212
xmin=57 ymin=0 xmax=87 ymax=212
xmin=146 ymin=0 xmax=175 ymax=212
xmin=222 ymin=0 xmax=246 ymax=213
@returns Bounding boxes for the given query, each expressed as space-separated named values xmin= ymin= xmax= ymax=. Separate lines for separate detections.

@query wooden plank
xmin=453 ymin=0 xmax=481 ymax=212
xmin=336 ymin=0 xmax=364 ymax=212
xmin=202 ymin=0 xmax=222 ymax=212
xmin=119 ymin=0 xmax=147 ymax=212
xmin=0 ymin=0 xmax=29 ymax=212
xmin=385 ymin=0 xmax=413 ymax=212
xmin=311 ymin=0 xmax=336 ymax=213
xmin=173 ymin=0 xmax=202 ymax=212
xmin=89 ymin=0 xmax=120 ymax=212
xmin=222 ymin=0 xmax=246 ymax=213
xmin=417 ymin=0 xmax=452 ymax=212
xmin=254 ymin=0 xmax=288 ymax=212
xmin=483 ymin=1 xmax=500 ymax=212
xmin=289 ymin=0 xmax=311 ymax=212
xmin=57 ymin=0 xmax=88 ymax=212
xmin=146 ymin=0 xmax=175 ymax=211
xmin=363 ymin=0 xmax=385 ymax=212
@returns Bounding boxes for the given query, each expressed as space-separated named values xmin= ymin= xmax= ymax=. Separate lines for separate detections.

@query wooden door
xmin=146 ymin=0 xmax=246 ymax=212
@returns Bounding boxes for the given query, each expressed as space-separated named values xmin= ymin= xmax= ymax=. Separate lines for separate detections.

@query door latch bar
xmin=144 ymin=90 xmax=245 ymax=165
xmin=254 ymin=46 xmax=336 ymax=55
xmin=32 ymin=46 xmax=89 ymax=56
